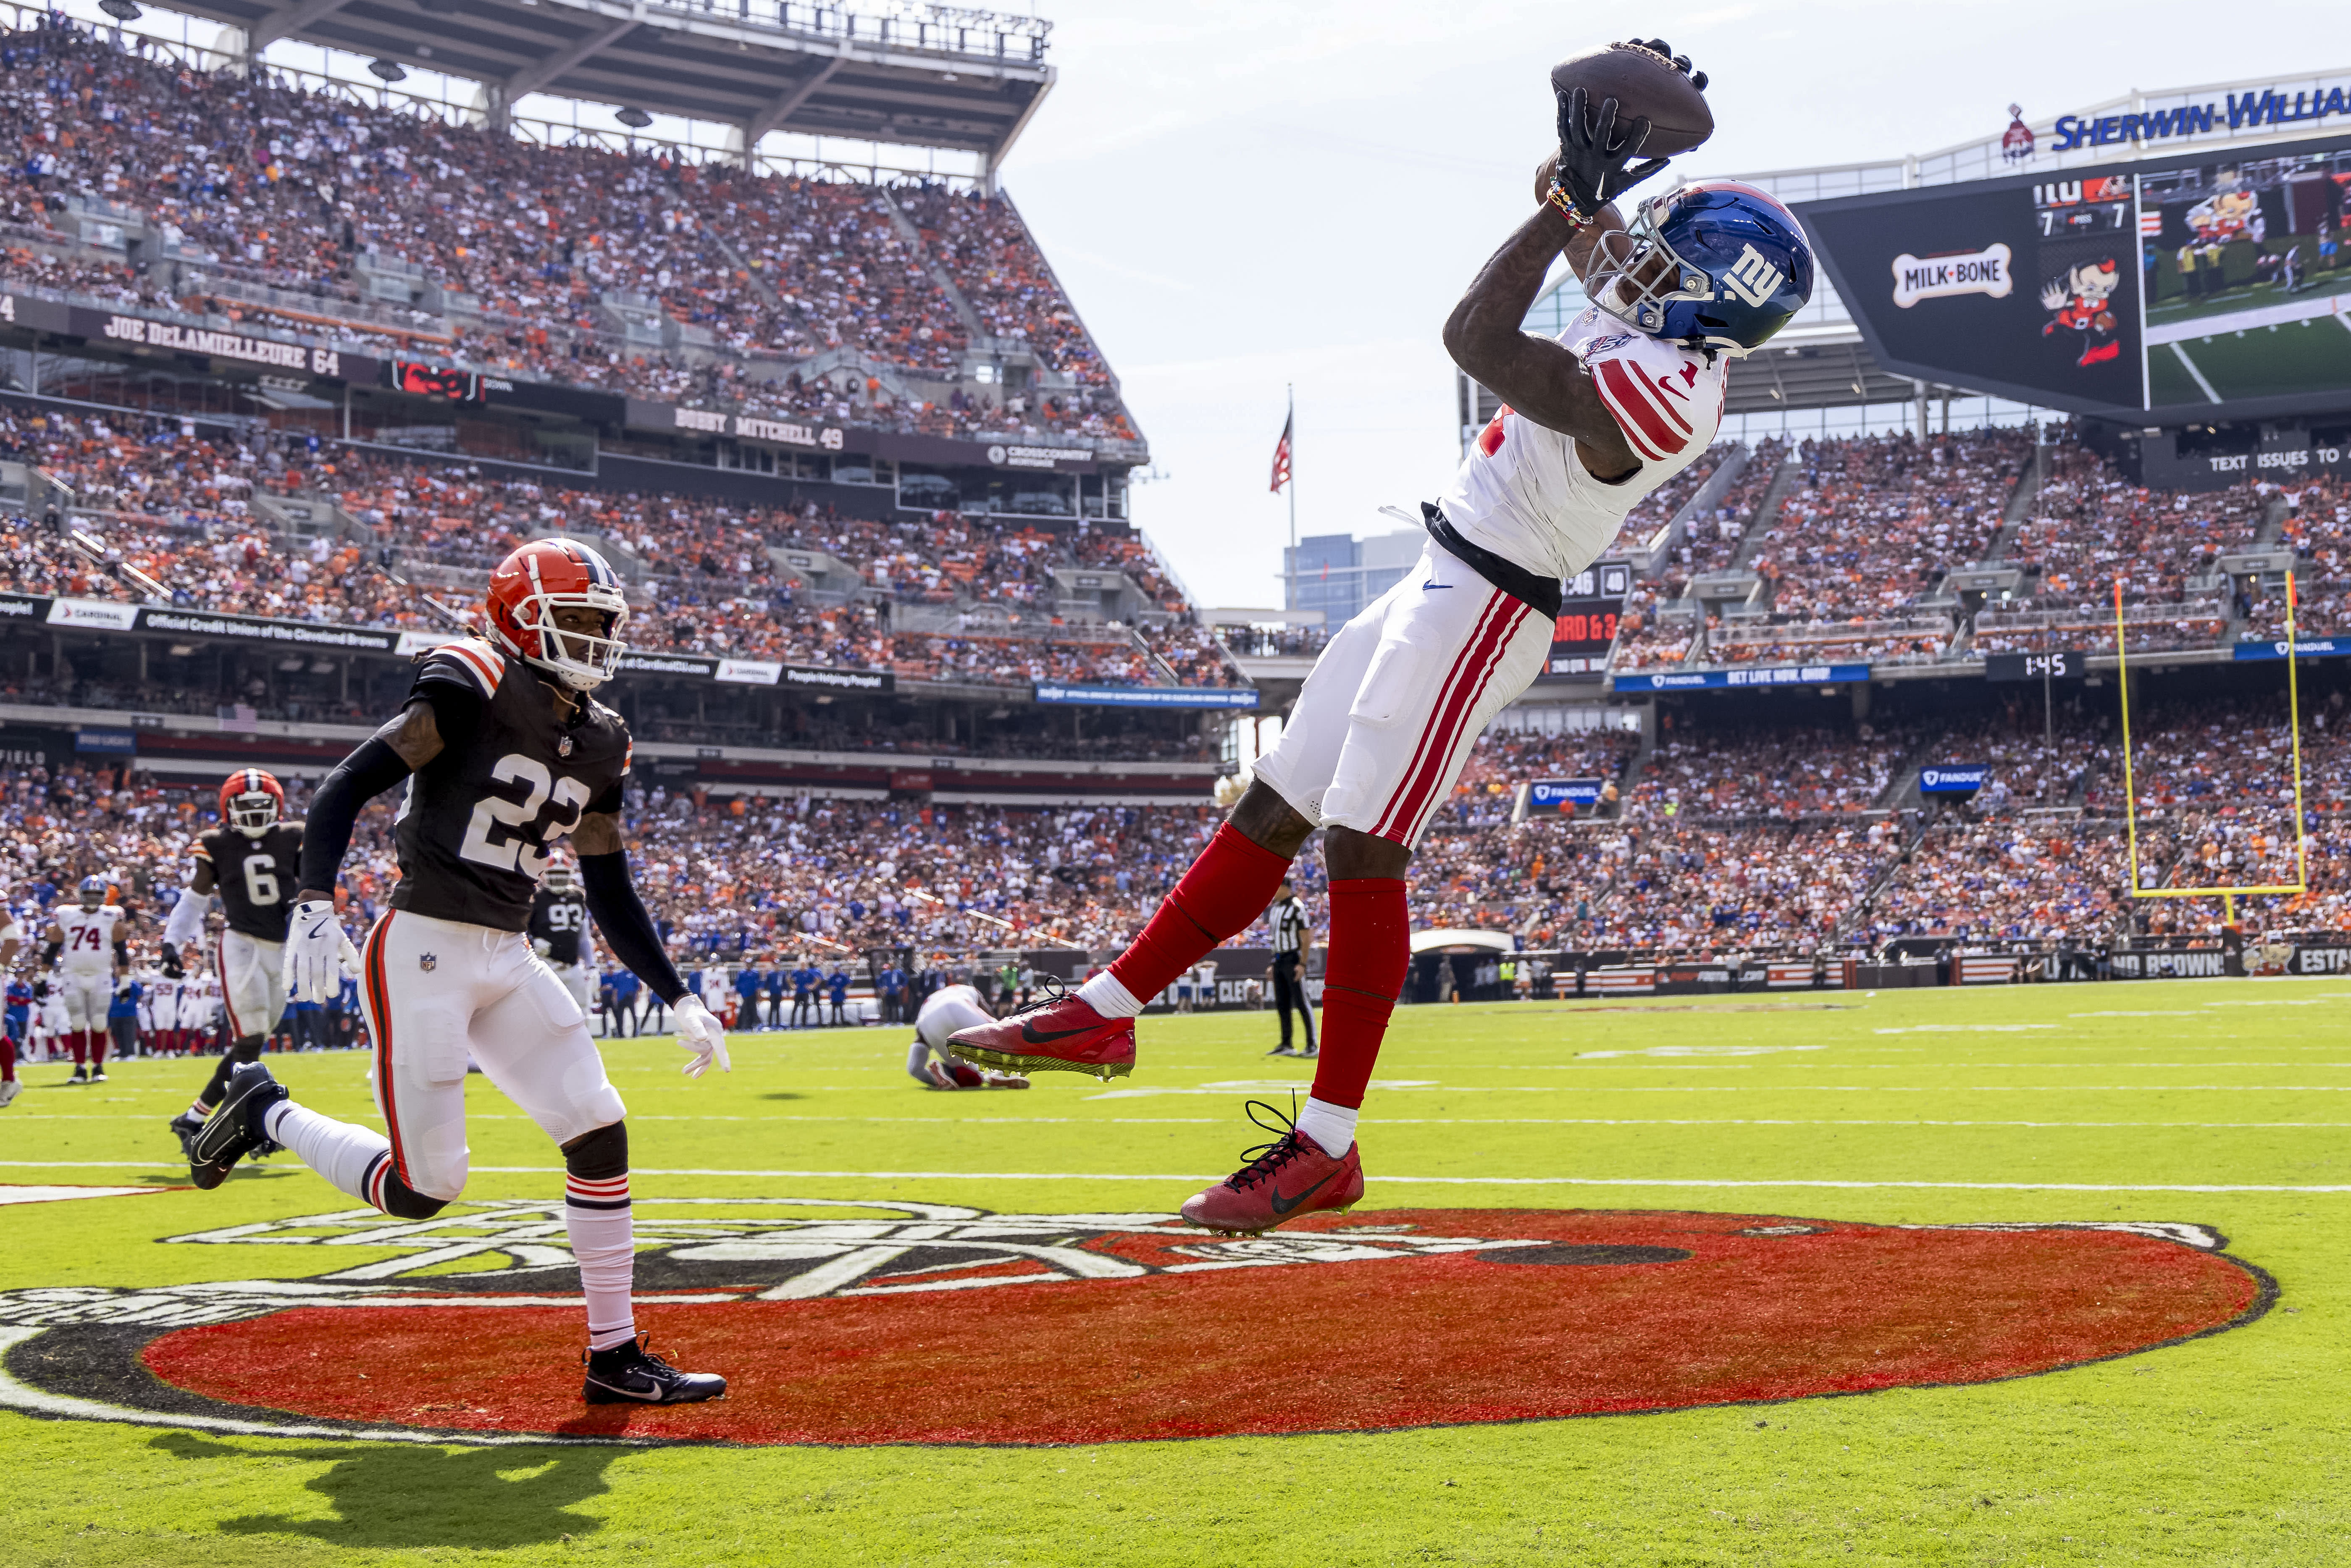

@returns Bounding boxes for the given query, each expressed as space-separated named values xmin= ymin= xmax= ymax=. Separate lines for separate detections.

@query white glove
xmin=672 ymin=992 xmax=730 ymax=1078
xmin=283 ymin=899 xmax=360 ymax=1004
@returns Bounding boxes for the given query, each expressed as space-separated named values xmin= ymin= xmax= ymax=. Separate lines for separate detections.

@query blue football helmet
xmin=1584 ymin=180 xmax=1814 ymax=357
xmin=77 ymin=875 xmax=108 ymax=911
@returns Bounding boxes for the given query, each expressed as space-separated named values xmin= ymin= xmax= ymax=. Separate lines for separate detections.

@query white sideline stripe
xmin=7 ymin=1161 xmax=2349 ymax=1193
xmin=0 ymin=1326 xmax=644 ymax=1448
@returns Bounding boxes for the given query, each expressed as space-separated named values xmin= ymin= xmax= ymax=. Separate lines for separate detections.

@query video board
xmin=1797 ymin=133 xmax=2351 ymax=423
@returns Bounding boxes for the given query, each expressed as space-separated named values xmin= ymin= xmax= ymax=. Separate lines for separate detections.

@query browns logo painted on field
xmin=0 ymin=1200 xmax=2274 ymax=1447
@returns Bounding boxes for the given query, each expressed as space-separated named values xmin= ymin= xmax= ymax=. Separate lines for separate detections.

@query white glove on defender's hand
xmin=672 ymin=993 xmax=730 ymax=1079
xmin=283 ymin=899 xmax=360 ymax=1004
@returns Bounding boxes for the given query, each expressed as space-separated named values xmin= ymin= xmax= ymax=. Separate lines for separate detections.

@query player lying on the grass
xmin=162 ymin=770 xmax=302 ymax=1157
xmin=186 ymin=538 xmax=733 ymax=1406
xmin=906 ymin=980 xmax=1030 ymax=1090
xmin=954 ymin=43 xmax=1813 ymax=1232
xmin=45 ymin=875 xmax=128 ymax=1084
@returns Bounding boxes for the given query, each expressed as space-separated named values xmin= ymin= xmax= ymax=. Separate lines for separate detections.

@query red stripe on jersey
xmin=215 ymin=931 xmax=242 ymax=1039
xmin=1476 ymin=407 xmax=1510 ymax=457
xmin=1594 ymin=359 xmax=1678 ymax=461
xmin=1399 ymin=603 xmax=1529 ymax=845
xmin=1376 ymin=595 xmax=1527 ymax=844
xmin=1370 ymin=590 xmax=1512 ymax=842
xmin=442 ymin=641 xmax=503 ymax=694
xmin=365 ymin=915 xmax=410 ymax=1187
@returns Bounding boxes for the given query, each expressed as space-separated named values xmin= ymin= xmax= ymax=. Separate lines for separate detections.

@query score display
xmin=1548 ymin=562 xmax=1632 ymax=675
xmin=1985 ymin=650 xmax=2085 ymax=681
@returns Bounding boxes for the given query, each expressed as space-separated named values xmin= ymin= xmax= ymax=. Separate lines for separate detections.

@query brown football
xmin=1549 ymin=42 xmax=1713 ymax=158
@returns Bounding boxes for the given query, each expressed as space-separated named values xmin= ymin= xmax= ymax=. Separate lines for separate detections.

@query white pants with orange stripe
xmin=1254 ymin=538 xmax=1552 ymax=849
xmin=216 ymin=929 xmax=286 ymax=1042
xmin=360 ymin=908 xmax=625 ymax=1203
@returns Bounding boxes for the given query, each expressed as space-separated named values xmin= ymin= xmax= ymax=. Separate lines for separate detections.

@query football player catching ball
xmin=954 ymin=45 xmax=1813 ymax=1232
xmin=187 ymin=538 xmax=733 ymax=1405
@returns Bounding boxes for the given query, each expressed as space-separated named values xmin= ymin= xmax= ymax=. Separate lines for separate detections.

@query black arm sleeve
xmin=297 ymin=737 xmax=414 ymax=896
xmin=579 ymin=851 xmax=686 ymax=1006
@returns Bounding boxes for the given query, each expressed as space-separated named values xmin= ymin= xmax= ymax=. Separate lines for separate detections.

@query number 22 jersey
xmin=391 ymin=641 xmax=630 ymax=933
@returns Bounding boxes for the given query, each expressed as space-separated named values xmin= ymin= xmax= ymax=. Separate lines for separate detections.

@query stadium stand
xmin=0 ymin=21 xmax=1138 ymax=447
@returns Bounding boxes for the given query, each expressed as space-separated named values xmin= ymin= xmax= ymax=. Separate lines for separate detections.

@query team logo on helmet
xmin=218 ymin=769 xmax=285 ymax=840
xmin=485 ymin=539 xmax=630 ymax=691
xmin=1586 ymin=181 xmax=1815 ymax=357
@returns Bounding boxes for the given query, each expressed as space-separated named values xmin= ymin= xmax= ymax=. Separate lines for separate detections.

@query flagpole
xmin=1285 ymin=383 xmax=1296 ymax=612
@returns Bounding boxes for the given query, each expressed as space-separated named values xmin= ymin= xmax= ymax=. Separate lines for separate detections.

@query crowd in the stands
xmin=0 ymin=408 xmax=1232 ymax=689
xmin=0 ymin=18 xmax=1138 ymax=446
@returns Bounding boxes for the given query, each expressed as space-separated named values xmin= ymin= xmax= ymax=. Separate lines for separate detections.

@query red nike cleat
xmin=947 ymin=989 xmax=1136 ymax=1080
xmin=1180 ymin=1101 xmax=1364 ymax=1234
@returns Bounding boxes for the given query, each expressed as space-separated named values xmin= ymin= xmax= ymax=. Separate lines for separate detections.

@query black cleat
xmin=89 ymin=1069 xmax=108 ymax=1083
xmin=581 ymin=1334 xmax=726 ymax=1405
xmin=168 ymin=1111 xmax=206 ymax=1158
xmin=65 ymin=1066 xmax=88 ymax=1086
xmin=1266 ymin=1045 xmax=1295 ymax=1056
xmin=189 ymin=1063 xmax=289 ymax=1191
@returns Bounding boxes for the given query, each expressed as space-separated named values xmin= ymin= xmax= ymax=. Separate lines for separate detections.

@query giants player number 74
xmin=187 ymin=538 xmax=730 ymax=1406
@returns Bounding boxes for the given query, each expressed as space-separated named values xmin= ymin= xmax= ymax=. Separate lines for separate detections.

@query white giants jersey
xmin=1441 ymin=304 xmax=1726 ymax=580
xmin=56 ymin=904 xmax=125 ymax=974
xmin=143 ymin=976 xmax=176 ymax=1030
xmin=182 ymin=977 xmax=221 ymax=1029
xmin=915 ymin=984 xmax=992 ymax=1052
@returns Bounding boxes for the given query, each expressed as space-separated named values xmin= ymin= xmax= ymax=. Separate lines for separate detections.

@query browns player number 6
xmin=163 ymin=769 xmax=302 ymax=1155
xmin=187 ymin=538 xmax=734 ymax=1405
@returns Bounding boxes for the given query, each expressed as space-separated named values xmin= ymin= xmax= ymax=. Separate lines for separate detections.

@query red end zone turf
xmin=142 ymin=1210 xmax=2266 ymax=1445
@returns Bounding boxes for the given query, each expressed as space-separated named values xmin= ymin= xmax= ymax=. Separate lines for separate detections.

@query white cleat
xmin=0 ymin=1079 xmax=18 ymax=1108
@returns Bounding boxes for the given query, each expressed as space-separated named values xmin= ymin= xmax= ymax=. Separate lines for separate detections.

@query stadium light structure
xmin=616 ymin=106 xmax=653 ymax=129
xmin=367 ymin=57 xmax=407 ymax=82
xmin=97 ymin=0 xmax=142 ymax=20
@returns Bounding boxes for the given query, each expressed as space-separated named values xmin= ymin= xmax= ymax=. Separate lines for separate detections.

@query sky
xmin=998 ymin=0 xmax=2338 ymax=609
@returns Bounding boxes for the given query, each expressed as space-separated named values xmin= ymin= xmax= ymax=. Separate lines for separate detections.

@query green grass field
xmin=2149 ymin=317 xmax=2351 ymax=404
xmin=6 ymin=978 xmax=2351 ymax=1566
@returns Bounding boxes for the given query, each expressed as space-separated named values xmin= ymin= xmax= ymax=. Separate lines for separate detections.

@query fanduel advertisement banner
xmin=2235 ymin=637 xmax=2351 ymax=660
xmin=1033 ymin=684 xmax=1261 ymax=709
xmin=1919 ymin=764 xmax=1990 ymax=793
xmin=1610 ymin=663 xmax=1871 ymax=692
xmin=1529 ymin=778 xmax=1605 ymax=810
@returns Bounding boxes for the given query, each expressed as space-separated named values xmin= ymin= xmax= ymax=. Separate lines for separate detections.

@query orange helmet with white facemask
xmin=484 ymin=538 xmax=629 ymax=691
xmin=219 ymin=768 xmax=285 ymax=839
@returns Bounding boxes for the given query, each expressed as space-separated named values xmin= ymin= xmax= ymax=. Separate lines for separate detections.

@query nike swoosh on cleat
xmin=1019 ymin=1022 xmax=1097 ymax=1045
xmin=1269 ymin=1168 xmax=1340 ymax=1216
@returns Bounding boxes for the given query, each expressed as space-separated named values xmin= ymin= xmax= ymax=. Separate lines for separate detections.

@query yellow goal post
xmin=2113 ymin=570 xmax=2309 ymax=921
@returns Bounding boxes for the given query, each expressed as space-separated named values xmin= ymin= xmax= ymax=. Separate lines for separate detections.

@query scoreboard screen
xmin=1546 ymin=562 xmax=1631 ymax=675
xmin=1798 ymin=130 xmax=2351 ymax=423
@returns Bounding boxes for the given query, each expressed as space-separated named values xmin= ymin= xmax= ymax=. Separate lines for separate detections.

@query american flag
xmin=1269 ymin=412 xmax=1293 ymax=494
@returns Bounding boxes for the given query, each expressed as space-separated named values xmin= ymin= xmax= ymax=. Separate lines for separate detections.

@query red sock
xmin=69 ymin=1032 xmax=87 ymax=1066
xmin=2 ymin=1035 xmax=15 ymax=1081
xmin=1107 ymin=823 xmax=1292 ymax=1003
xmin=1308 ymin=878 xmax=1411 ymax=1111
xmin=88 ymin=1030 xmax=108 ymax=1069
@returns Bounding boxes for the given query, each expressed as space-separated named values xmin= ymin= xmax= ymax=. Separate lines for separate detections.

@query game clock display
xmin=1797 ymin=131 xmax=2351 ymax=421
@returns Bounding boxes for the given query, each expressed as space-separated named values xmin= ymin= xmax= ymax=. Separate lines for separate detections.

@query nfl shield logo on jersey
xmin=419 ymin=953 xmax=438 ymax=972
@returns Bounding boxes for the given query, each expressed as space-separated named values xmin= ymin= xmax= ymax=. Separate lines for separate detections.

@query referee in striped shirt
xmin=1266 ymin=879 xmax=1316 ymax=1058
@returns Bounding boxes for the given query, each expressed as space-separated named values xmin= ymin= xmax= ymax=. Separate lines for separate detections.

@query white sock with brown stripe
xmin=567 ymin=1174 xmax=637 ymax=1352
xmin=264 ymin=1100 xmax=393 ymax=1206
